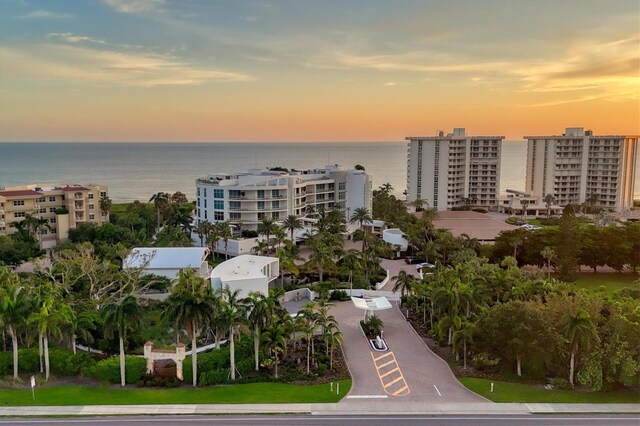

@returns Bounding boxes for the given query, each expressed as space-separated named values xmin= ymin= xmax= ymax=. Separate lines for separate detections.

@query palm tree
xmin=149 ymin=192 xmax=170 ymax=228
xmin=563 ymin=309 xmax=599 ymax=386
xmin=0 ymin=267 xmax=29 ymax=380
xmin=246 ymin=291 xmax=272 ymax=372
xmin=272 ymin=226 xmax=287 ymax=252
xmin=328 ymin=328 xmax=343 ymax=370
xmin=69 ymin=309 xmax=97 ymax=355
xmin=541 ymin=246 xmax=556 ymax=281
xmin=28 ymin=286 xmax=73 ymax=382
xmin=414 ymin=198 xmax=425 ymax=212
xmin=219 ymin=287 xmax=248 ymax=381
xmin=306 ymin=239 xmax=336 ymax=282
xmin=520 ymin=199 xmax=531 ymax=219
xmin=102 ymin=295 xmax=142 ymax=387
xmin=544 ymin=194 xmax=556 ymax=218
xmin=282 ymin=215 xmax=303 ymax=243
xmin=350 ymin=208 xmax=372 ymax=251
xmin=99 ymin=196 xmax=113 ymax=216
xmin=379 ymin=182 xmax=394 ymax=194
xmin=365 ymin=314 xmax=384 ymax=336
xmin=207 ymin=223 xmax=222 ymax=259
xmin=194 ymin=220 xmax=214 ymax=247
xmin=261 ymin=320 xmax=287 ymax=378
xmin=297 ymin=313 xmax=317 ymax=374
xmin=452 ymin=320 xmax=474 ymax=368
xmin=163 ymin=269 xmax=216 ymax=387
xmin=341 ymin=250 xmax=362 ymax=294
xmin=219 ymin=220 xmax=233 ymax=259
xmin=392 ymin=269 xmax=415 ymax=297
xmin=257 ymin=217 xmax=277 ymax=253
xmin=277 ymin=245 xmax=300 ymax=288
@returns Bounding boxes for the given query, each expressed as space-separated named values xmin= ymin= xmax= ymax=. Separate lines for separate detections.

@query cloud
xmin=1 ymin=44 xmax=254 ymax=87
xmin=18 ymin=10 xmax=73 ymax=19
xmin=103 ymin=0 xmax=165 ymax=14
xmin=47 ymin=33 xmax=106 ymax=45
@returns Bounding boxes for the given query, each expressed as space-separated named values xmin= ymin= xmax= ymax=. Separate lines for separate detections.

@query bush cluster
xmin=0 ymin=348 xmax=95 ymax=376
xmin=83 ymin=356 xmax=146 ymax=384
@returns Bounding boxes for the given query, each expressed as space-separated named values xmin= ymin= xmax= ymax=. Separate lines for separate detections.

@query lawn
xmin=460 ymin=378 xmax=640 ymax=403
xmin=0 ymin=380 xmax=351 ymax=406
xmin=571 ymin=273 xmax=639 ymax=294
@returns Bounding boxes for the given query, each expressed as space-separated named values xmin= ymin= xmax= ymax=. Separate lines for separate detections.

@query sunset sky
xmin=1 ymin=0 xmax=638 ymax=142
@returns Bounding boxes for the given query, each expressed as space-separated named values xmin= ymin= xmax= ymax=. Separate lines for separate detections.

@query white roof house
xmin=210 ymin=254 xmax=279 ymax=298
xmin=382 ymin=228 xmax=409 ymax=251
xmin=123 ymin=247 xmax=210 ymax=280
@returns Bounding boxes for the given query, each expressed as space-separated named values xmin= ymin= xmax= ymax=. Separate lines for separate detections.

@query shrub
xmin=316 ymin=364 xmax=328 ymax=376
xmin=137 ymin=373 xmax=182 ymax=388
xmin=472 ymin=208 xmax=488 ymax=213
xmin=199 ymin=369 xmax=228 ymax=386
xmin=471 ymin=353 xmax=500 ymax=371
xmin=48 ymin=349 xmax=96 ymax=376
xmin=549 ymin=377 xmax=572 ymax=390
xmin=329 ymin=289 xmax=350 ymax=301
xmin=83 ymin=356 xmax=146 ymax=384
xmin=241 ymin=230 xmax=258 ymax=238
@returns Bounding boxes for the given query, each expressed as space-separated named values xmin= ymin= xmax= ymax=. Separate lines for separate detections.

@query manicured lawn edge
xmin=0 ymin=380 xmax=352 ymax=406
xmin=460 ymin=377 xmax=640 ymax=403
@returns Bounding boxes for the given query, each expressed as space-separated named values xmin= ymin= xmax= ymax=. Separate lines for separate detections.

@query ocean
xmin=1 ymin=142 xmax=638 ymax=202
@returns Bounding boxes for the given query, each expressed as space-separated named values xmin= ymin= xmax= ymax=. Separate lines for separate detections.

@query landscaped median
xmin=460 ymin=377 xmax=640 ymax=404
xmin=0 ymin=380 xmax=351 ymax=406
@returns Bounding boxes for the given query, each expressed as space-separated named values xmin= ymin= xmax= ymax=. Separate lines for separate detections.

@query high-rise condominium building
xmin=195 ymin=165 xmax=372 ymax=230
xmin=524 ymin=128 xmax=639 ymax=211
xmin=0 ymin=184 xmax=109 ymax=248
xmin=406 ymin=128 xmax=504 ymax=211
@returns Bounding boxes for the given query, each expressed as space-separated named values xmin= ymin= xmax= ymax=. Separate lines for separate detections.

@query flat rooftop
xmin=418 ymin=210 xmax=517 ymax=242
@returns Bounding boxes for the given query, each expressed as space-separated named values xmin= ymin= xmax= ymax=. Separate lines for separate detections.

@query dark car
xmin=404 ymin=256 xmax=421 ymax=264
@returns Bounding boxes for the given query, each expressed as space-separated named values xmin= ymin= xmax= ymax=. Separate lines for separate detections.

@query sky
xmin=0 ymin=0 xmax=638 ymax=142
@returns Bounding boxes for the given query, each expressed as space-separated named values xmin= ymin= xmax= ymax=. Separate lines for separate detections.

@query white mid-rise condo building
xmin=195 ymin=165 xmax=372 ymax=230
xmin=524 ymin=128 xmax=639 ymax=211
xmin=406 ymin=128 xmax=504 ymax=211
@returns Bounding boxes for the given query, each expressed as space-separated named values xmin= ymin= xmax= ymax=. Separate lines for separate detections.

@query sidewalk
xmin=0 ymin=402 xmax=638 ymax=416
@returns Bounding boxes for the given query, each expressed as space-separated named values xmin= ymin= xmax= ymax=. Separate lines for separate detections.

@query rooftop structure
xmin=417 ymin=210 xmax=518 ymax=242
xmin=123 ymin=247 xmax=210 ymax=280
xmin=0 ymin=183 xmax=109 ymax=249
xmin=524 ymin=128 xmax=639 ymax=211
xmin=210 ymin=254 xmax=279 ymax=298
xmin=406 ymin=128 xmax=504 ymax=211
xmin=195 ymin=164 xmax=372 ymax=232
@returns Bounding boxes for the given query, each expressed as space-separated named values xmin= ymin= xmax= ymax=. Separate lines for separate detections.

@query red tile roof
xmin=0 ymin=190 xmax=42 ymax=197
xmin=60 ymin=186 xmax=90 ymax=192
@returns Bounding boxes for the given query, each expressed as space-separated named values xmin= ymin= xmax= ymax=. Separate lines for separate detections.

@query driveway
xmin=332 ymin=299 xmax=486 ymax=404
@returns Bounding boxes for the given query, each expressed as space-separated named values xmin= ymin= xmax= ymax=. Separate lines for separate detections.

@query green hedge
xmin=83 ymin=356 xmax=146 ymax=384
xmin=183 ymin=338 xmax=255 ymax=386
xmin=0 ymin=348 xmax=95 ymax=376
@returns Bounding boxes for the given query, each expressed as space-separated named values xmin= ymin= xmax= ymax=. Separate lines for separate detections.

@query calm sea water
xmin=1 ymin=142 xmax=638 ymax=202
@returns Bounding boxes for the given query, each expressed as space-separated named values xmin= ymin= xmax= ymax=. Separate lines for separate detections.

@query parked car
xmin=416 ymin=262 xmax=436 ymax=270
xmin=404 ymin=256 xmax=422 ymax=264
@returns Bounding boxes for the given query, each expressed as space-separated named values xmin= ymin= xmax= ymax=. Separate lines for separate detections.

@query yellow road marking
xmin=370 ymin=351 xmax=410 ymax=397
xmin=379 ymin=367 xmax=400 ymax=379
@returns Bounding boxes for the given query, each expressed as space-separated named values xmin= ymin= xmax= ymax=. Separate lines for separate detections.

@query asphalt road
xmin=0 ymin=415 xmax=638 ymax=426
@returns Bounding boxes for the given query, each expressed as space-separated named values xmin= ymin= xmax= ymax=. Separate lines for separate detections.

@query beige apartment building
xmin=0 ymin=184 xmax=109 ymax=248
xmin=524 ymin=128 xmax=639 ymax=211
xmin=406 ymin=128 xmax=504 ymax=211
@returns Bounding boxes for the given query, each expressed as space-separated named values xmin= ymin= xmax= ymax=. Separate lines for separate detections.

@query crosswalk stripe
xmin=391 ymin=385 xmax=409 ymax=396
xmin=384 ymin=375 xmax=404 ymax=387
xmin=376 ymin=359 xmax=396 ymax=369
xmin=379 ymin=367 xmax=400 ymax=379
xmin=372 ymin=352 xmax=392 ymax=362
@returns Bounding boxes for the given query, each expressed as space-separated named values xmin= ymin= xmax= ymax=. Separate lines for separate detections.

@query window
xmin=51 ymin=228 xmax=56 ymax=234
xmin=100 ymin=192 xmax=107 ymax=197
xmin=214 ymin=211 xmax=224 ymax=220
xmin=230 ymin=212 xmax=241 ymax=220
xmin=272 ymin=201 xmax=279 ymax=209
xmin=49 ymin=208 xmax=57 ymax=213
xmin=339 ymin=192 xmax=345 ymax=200
xmin=49 ymin=196 xmax=56 ymax=202
xmin=197 ymin=187 xmax=200 ymax=196
xmin=39 ymin=208 xmax=47 ymax=213
xmin=49 ymin=217 xmax=56 ymax=224
xmin=229 ymin=201 xmax=241 ymax=210
xmin=14 ymin=212 xmax=26 ymax=218
xmin=197 ymin=208 xmax=201 ymax=217
xmin=257 ymin=190 xmax=265 ymax=199
xmin=88 ymin=204 xmax=95 ymax=210
xmin=203 ymin=188 xmax=207 ymax=197
xmin=37 ymin=197 xmax=46 ymax=203
xmin=89 ymin=214 xmax=95 ymax=220
xmin=13 ymin=200 xmax=25 ymax=206
xmin=197 ymin=198 xmax=200 ymax=207
xmin=271 ymin=212 xmax=279 ymax=219
xmin=88 ymin=193 xmax=94 ymax=200
xmin=204 ymin=210 xmax=208 ymax=219
xmin=272 ymin=189 xmax=279 ymax=198
xmin=214 ymin=200 xmax=224 ymax=209
xmin=41 ymin=229 xmax=48 ymax=235
xmin=257 ymin=201 xmax=265 ymax=210
xmin=338 ymin=182 xmax=346 ymax=191
xmin=214 ymin=189 xmax=224 ymax=199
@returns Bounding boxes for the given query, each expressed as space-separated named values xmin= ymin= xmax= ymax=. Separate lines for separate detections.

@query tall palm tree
xmin=194 ymin=220 xmax=214 ymax=247
xmin=277 ymin=244 xmax=301 ymax=288
xmin=282 ymin=215 xmax=303 ymax=243
xmin=392 ymin=269 xmax=415 ymax=297
xmin=102 ymin=295 xmax=141 ymax=387
xmin=563 ymin=309 xmax=599 ymax=386
xmin=349 ymin=208 xmax=372 ymax=251
xmin=379 ymin=182 xmax=394 ymax=194
xmin=207 ymin=222 xmax=222 ymax=259
xmin=261 ymin=319 xmax=287 ymax=378
xmin=257 ymin=217 xmax=277 ymax=253
xmin=452 ymin=320 xmax=474 ymax=368
xmin=541 ymin=246 xmax=556 ymax=281
xmin=219 ymin=287 xmax=248 ymax=381
xmin=163 ymin=269 xmax=216 ymax=387
xmin=246 ymin=291 xmax=272 ymax=372
xmin=69 ymin=309 xmax=97 ymax=355
xmin=306 ymin=239 xmax=336 ymax=283
xmin=219 ymin=220 xmax=233 ymax=259
xmin=0 ymin=267 xmax=29 ymax=380
xmin=149 ymin=192 xmax=170 ymax=229
xmin=297 ymin=313 xmax=317 ymax=374
xmin=28 ymin=285 xmax=73 ymax=382
xmin=99 ymin=196 xmax=113 ymax=216
xmin=328 ymin=327 xmax=343 ymax=370
xmin=341 ymin=250 xmax=362 ymax=294
xmin=544 ymin=193 xmax=556 ymax=218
